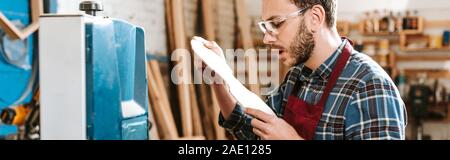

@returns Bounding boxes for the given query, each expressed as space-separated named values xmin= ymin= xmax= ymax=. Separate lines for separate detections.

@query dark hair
xmin=291 ymin=0 xmax=337 ymax=28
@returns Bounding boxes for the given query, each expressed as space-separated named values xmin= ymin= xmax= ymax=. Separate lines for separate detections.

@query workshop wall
xmin=338 ymin=0 xmax=450 ymax=21
xmin=338 ymin=0 xmax=450 ymax=75
xmin=55 ymin=0 xmax=168 ymax=56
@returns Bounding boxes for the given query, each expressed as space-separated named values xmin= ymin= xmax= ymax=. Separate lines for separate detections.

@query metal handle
xmin=79 ymin=1 xmax=103 ymax=16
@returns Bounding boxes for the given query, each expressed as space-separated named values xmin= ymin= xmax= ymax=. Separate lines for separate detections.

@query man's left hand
xmin=245 ymin=108 xmax=303 ymax=140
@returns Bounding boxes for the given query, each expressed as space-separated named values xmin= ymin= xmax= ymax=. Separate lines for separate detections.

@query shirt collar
xmin=311 ymin=39 xmax=348 ymax=80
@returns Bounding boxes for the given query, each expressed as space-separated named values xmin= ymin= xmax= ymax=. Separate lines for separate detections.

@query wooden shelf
xmin=400 ymin=30 xmax=423 ymax=35
xmin=425 ymin=20 xmax=450 ymax=28
xmin=404 ymin=69 xmax=450 ymax=79
xmin=400 ymin=17 xmax=425 ymax=35
xmin=361 ymin=32 xmax=399 ymax=36
xmin=361 ymin=39 xmax=399 ymax=45
xmin=348 ymin=18 xmax=450 ymax=81
xmin=400 ymin=47 xmax=450 ymax=52
xmin=397 ymin=54 xmax=450 ymax=61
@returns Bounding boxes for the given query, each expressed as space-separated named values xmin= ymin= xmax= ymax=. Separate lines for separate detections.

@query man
xmin=202 ymin=0 xmax=407 ymax=140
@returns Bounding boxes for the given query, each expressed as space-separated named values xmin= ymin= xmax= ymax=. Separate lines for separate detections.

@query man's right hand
xmin=194 ymin=37 xmax=227 ymax=86
xmin=195 ymin=36 xmax=226 ymax=61
xmin=194 ymin=36 xmax=237 ymax=119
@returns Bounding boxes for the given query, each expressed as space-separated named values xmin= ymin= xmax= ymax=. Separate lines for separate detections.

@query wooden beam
xmin=147 ymin=62 xmax=179 ymax=139
xmin=170 ymin=0 xmax=193 ymax=137
xmin=165 ymin=0 xmax=176 ymax=52
xmin=0 ymin=13 xmax=22 ymax=39
xmin=175 ymin=136 xmax=206 ymax=140
xmin=202 ymin=0 xmax=216 ymax=40
xmin=197 ymin=84 xmax=215 ymax=140
xmin=201 ymin=0 xmax=227 ymax=140
xmin=425 ymin=20 xmax=450 ymax=28
xmin=397 ymin=55 xmax=450 ymax=61
xmin=235 ymin=0 xmax=254 ymax=49
xmin=235 ymin=0 xmax=260 ymax=96
xmin=147 ymin=96 xmax=160 ymax=140
xmin=211 ymin=90 xmax=227 ymax=140
xmin=149 ymin=61 xmax=172 ymax=108
xmin=0 ymin=0 xmax=42 ymax=40
xmin=190 ymin=85 xmax=203 ymax=137
xmin=404 ymin=69 xmax=450 ymax=79
xmin=31 ymin=0 xmax=44 ymax=22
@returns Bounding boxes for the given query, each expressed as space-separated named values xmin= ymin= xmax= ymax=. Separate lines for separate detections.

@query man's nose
xmin=263 ymin=32 xmax=277 ymax=45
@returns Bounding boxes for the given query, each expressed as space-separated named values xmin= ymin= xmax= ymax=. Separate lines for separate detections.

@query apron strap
xmin=317 ymin=41 xmax=353 ymax=107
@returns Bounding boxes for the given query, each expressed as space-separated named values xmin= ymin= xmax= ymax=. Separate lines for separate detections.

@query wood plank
xmin=190 ymin=85 xmax=204 ymax=137
xmin=404 ymin=69 xmax=450 ymax=79
xmin=165 ymin=0 xmax=176 ymax=51
xmin=397 ymin=55 xmax=450 ymax=61
xmin=145 ymin=65 xmax=160 ymax=140
xmin=0 ymin=12 xmax=22 ymax=39
xmin=425 ymin=20 xmax=450 ymax=28
xmin=0 ymin=0 xmax=42 ymax=40
xmin=147 ymin=96 xmax=160 ymax=140
xmin=202 ymin=0 xmax=216 ymax=40
xmin=31 ymin=0 xmax=43 ymax=22
xmin=211 ymin=89 xmax=226 ymax=140
xmin=147 ymin=62 xmax=179 ymax=139
xmin=175 ymin=136 xmax=206 ymax=140
xmin=201 ymin=0 xmax=227 ymax=140
xmin=400 ymin=48 xmax=450 ymax=52
xmin=171 ymin=0 xmax=193 ymax=137
xmin=197 ymin=84 xmax=215 ymax=140
xmin=150 ymin=61 xmax=172 ymax=108
xmin=148 ymin=61 xmax=174 ymax=140
xmin=235 ymin=0 xmax=260 ymax=96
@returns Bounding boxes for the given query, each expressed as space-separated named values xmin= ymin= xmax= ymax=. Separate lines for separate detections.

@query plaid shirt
xmin=219 ymin=39 xmax=408 ymax=140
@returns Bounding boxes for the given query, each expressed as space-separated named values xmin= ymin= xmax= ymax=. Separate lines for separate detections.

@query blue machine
xmin=85 ymin=18 xmax=149 ymax=140
xmin=0 ymin=0 xmax=35 ymax=138
xmin=39 ymin=1 xmax=149 ymax=140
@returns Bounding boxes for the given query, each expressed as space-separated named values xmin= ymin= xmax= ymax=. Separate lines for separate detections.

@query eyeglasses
xmin=258 ymin=6 xmax=311 ymax=35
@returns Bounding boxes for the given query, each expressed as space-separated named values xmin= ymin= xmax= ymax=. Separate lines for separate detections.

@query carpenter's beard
xmin=288 ymin=18 xmax=315 ymax=67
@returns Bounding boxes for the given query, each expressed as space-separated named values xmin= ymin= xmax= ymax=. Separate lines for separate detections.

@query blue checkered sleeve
xmin=218 ymin=83 xmax=286 ymax=140
xmin=345 ymin=74 xmax=408 ymax=140
xmin=218 ymin=104 xmax=257 ymax=140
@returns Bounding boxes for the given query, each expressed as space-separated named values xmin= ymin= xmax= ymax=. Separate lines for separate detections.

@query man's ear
xmin=308 ymin=5 xmax=326 ymax=33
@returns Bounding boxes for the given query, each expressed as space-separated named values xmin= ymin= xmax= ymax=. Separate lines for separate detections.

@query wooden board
xmin=170 ymin=0 xmax=193 ymax=138
xmin=147 ymin=62 xmax=179 ymax=139
xmin=147 ymin=98 xmax=160 ymax=140
xmin=425 ymin=20 xmax=450 ymax=28
xmin=214 ymin=0 xmax=236 ymax=50
xmin=184 ymin=0 xmax=200 ymax=38
xmin=150 ymin=61 xmax=172 ymax=108
xmin=404 ymin=69 xmax=450 ymax=79
xmin=190 ymin=84 xmax=203 ymax=137
xmin=235 ymin=0 xmax=261 ymax=96
xmin=175 ymin=136 xmax=206 ymax=140
xmin=165 ymin=0 xmax=176 ymax=52
xmin=0 ymin=0 xmax=42 ymax=40
xmin=196 ymin=84 xmax=215 ymax=140
xmin=201 ymin=0 xmax=227 ymax=140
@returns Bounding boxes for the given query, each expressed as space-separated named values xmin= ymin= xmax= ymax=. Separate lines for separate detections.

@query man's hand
xmin=193 ymin=36 xmax=226 ymax=86
xmin=245 ymin=108 xmax=303 ymax=140
xmin=193 ymin=36 xmax=236 ymax=119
